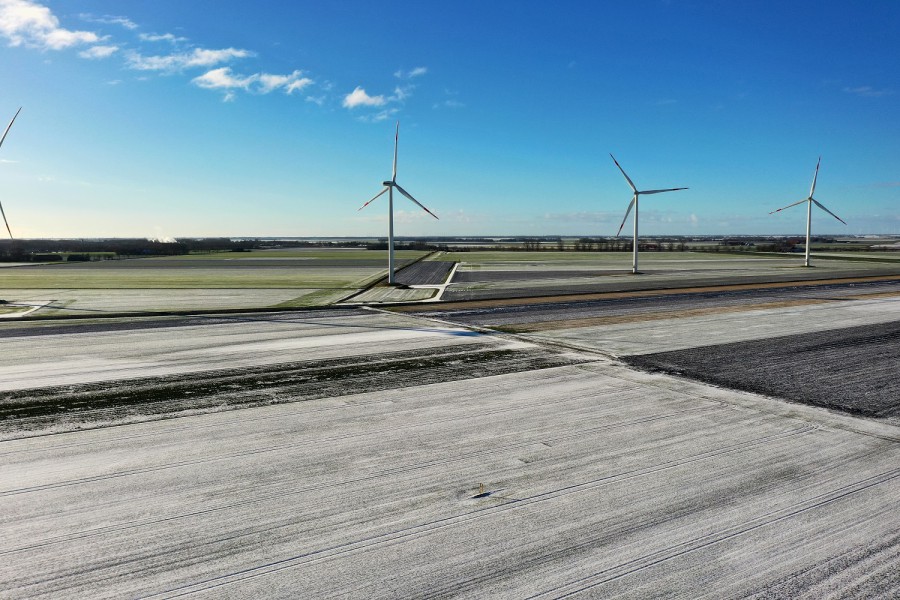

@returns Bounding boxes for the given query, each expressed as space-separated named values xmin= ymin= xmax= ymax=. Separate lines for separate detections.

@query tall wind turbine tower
xmin=769 ymin=157 xmax=846 ymax=267
xmin=610 ymin=154 xmax=688 ymax=274
xmin=0 ymin=107 xmax=22 ymax=239
xmin=358 ymin=122 xmax=438 ymax=284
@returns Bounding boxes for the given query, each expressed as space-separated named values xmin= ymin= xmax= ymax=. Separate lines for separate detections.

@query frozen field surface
xmin=1 ymin=359 xmax=898 ymax=598
xmin=1 ymin=292 xmax=899 ymax=597
xmin=0 ymin=309 xmax=492 ymax=392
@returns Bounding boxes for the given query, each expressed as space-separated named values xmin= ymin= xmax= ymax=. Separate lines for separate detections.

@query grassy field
xmin=0 ymin=249 xmax=429 ymax=314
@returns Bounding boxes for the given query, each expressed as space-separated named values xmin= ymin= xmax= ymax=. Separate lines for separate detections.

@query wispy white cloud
xmin=343 ymin=86 xmax=386 ymax=108
xmin=259 ymin=70 xmax=312 ymax=94
xmin=139 ymin=32 xmax=187 ymax=44
xmin=433 ymin=99 xmax=464 ymax=109
xmin=394 ymin=66 xmax=427 ymax=79
xmin=79 ymin=14 xmax=137 ymax=30
xmin=0 ymin=0 xmax=100 ymax=50
xmin=126 ymin=47 xmax=253 ymax=72
xmin=192 ymin=67 xmax=315 ymax=99
xmin=392 ymin=85 xmax=411 ymax=101
xmin=843 ymin=86 xmax=893 ymax=98
xmin=368 ymin=107 xmax=400 ymax=122
xmin=192 ymin=67 xmax=257 ymax=91
xmin=78 ymin=44 xmax=118 ymax=59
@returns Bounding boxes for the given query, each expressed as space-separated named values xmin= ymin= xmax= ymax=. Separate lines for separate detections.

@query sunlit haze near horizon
xmin=1 ymin=0 xmax=898 ymax=238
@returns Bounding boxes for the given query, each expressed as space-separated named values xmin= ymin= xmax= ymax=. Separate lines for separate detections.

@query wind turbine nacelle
xmin=382 ymin=181 xmax=394 ymax=187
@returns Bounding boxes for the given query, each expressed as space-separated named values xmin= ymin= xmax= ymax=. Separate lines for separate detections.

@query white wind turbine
xmin=611 ymin=153 xmax=688 ymax=274
xmin=358 ymin=122 xmax=438 ymax=284
xmin=0 ymin=107 xmax=22 ymax=239
xmin=769 ymin=157 xmax=846 ymax=267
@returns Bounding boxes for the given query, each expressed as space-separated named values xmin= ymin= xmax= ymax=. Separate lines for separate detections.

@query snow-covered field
xmin=1 ymin=292 xmax=898 ymax=597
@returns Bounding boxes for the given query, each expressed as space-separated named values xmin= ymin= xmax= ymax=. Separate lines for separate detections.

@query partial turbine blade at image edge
xmin=392 ymin=122 xmax=399 ymax=181
xmin=769 ymin=199 xmax=808 ymax=214
xmin=813 ymin=199 xmax=847 ymax=225
xmin=609 ymin=154 xmax=637 ymax=192
xmin=809 ymin=156 xmax=821 ymax=198
xmin=394 ymin=183 xmax=439 ymax=219
xmin=358 ymin=186 xmax=389 ymax=211
xmin=0 ymin=107 xmax=22 ymax=149
xmin=616 ymin=196 xmax=636 ymax=237
xmin=641 ymin=187 xmax=689 ymax=195
xmin=0 ymin=200 xmax=13 ymax=239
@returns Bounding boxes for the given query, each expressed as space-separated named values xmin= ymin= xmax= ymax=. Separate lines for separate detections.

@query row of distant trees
xmin=0 ymin=235 xmax=887 ymax=262
xmin=0 ymin=238 xmax=255 ymax=262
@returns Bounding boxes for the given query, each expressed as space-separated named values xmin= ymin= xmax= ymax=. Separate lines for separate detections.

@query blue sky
xmin=1 ymin=0 xmax=898 ymax=238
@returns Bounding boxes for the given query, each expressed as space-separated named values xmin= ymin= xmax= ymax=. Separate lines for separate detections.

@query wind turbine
xmin=0 ymin=107 xmax=22 ymax=239
xmin=358 ymin=121 xmax=438 ymax=284
xmin=769 ymin=157 xmax=846 ymax=267
xmin=611 ymin=153 xmax=688 ymax=274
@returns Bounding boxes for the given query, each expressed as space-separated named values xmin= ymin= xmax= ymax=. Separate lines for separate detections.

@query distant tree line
xmin=0 ymin=238 xmax=255 ymax=262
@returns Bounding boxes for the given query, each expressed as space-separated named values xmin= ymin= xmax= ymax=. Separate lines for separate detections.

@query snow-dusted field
xmin=522 ymin=288 xmax=900 ymax=356
xmin=0 ymin=309 xmax=482 ymax=391
xmin=2 ymin=358 xmax=898 ymax=597
xmin=1 ymin=298 xmax=899 ymax=597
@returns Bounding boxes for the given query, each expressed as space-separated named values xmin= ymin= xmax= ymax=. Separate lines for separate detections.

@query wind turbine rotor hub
xmin=382 ymin=181 xmax=394 ymax=187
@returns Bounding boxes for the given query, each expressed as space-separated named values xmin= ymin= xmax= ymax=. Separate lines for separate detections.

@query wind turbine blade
xmin=0 ymin=107 xmax=22 ymax=149
xmin=0 ymin=200 xmax=12 ymax=238
xmin=615 ymin=195 xmax=636 ymax=237
xmin=394 ymin=183 xmax=439 ymax=219
xmin=812 ymin=199 xmax=847 ymax=225
xmin=641 ymin=187 xmax=689 ymax=195
xmin=809 ymin=156 xmax=821 ymax=198
xmin=609 ymin=153 xmax=637 ymax=192
xmin=392 ymin=121 xmax=399 ymax=182
xmin=768 ymin=199 xmax=808 ymax=214
xmin=358 ymin=186 xmax=389 ymax=211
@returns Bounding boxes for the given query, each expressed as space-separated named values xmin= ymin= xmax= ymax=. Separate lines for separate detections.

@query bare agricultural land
xmin=0 ymin=248 xmax=427 ymax=315
xmin=436 ymin=251 xmax=900 ymax=301
xmin=2 ymin=257 xmax=900 ymax=597
xmin=1 ymin=310 xmax=898 ymax=597
xmin=624 ymin=320 xmax=900 ymax=422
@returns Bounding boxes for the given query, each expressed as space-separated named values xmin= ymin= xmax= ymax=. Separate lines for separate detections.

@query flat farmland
xmin=413 ymin=277 xmax=900 ymax=424
xmin=1 ymin=308 xmax=898 ymax=597
xmin=0 ymin=249 xmax=427 ymax=314
xmin=436 ymin=251 xmax=900 ymax=301
xmin=2 ymin=258 xmax=899 ymax=597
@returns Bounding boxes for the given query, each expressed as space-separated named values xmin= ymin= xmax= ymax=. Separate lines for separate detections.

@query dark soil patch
xmin=623 ymin=321 xmax=900 ymax=421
